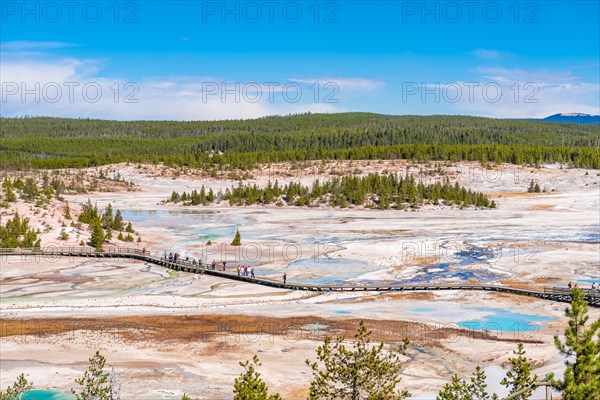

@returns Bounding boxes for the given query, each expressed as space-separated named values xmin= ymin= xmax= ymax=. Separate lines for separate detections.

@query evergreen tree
xmin=437 ymin=367 xmax=498 ymax=400
xmin=500 ymin=343 xmax=538 ymax=399
xmin=113 ymin=210 xmax=124 ymax=231
xmin=90 ymin=220 xmax=105 ymax=250
xmin=170 ymin=191 xmax=181 ymax=203
xmin=551 ymin=287 xmax=600 ymax=400
xmin=233 ymin=355 xmax=281 ymax=400
xmin=71 ymin=351 xmax=111 ymax=400
xmin=231 ymin=229 xmax=241 ymax=246
xmin=0 ymin=212 xmax=40 ymax=248
xmin=437 ymin=375 xmax=469 ymax=400
xmin=1 ymin=373 xmax=33 ymax=400
xmin=306 ymin=320 xmax=410 ymax=400
xmin=79 ymin=199 xmax=100 ymax=224
xmin=60 ymin=228 xmax=69 ymax=241
xmin=64 ymin=202 xmax=72 ymax=220
xmin=527 ymin=180 xmax=535 ymax=193
xmin=102 ymin=203 xmax=114 ymax=229
xmin=469 ymin=366 xmax=497 ymax=400
xmin=22 ymin=178 xmax=39 ymax=202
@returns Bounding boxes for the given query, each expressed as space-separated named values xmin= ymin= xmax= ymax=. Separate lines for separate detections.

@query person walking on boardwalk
xmin=251 ymin=268 xmax=255 ymax=278
xmin=243 ymin=266 xmax=248 ymax=276
xmin=237 ymin=266 xmax=241 ymax=276
xmin=222 ymin=261 xmax=227 ymax=271
xmin=211 ymin=260 xmax=216 ymax=270
xmin=283 ymin=273 xmax=287 ymax=284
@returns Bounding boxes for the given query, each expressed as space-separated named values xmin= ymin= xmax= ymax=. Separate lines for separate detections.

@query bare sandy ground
xmin=1 ymin=161 xmax=599 ymax=398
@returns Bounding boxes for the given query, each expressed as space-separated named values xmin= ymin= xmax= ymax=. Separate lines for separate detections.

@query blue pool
xmin=23 ymin=390 xmax=72 ymax=400
xmin=577 ymin=278 xmax=600 ymax=283
xmin=457 ymin=308 xmax=555 ymax=332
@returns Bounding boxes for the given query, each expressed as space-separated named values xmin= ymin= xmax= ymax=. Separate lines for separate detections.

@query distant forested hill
xmin=1 ymin=113 xmax=599 ymax=169
xmin=542 ymin=113 xmax=600 ymax=125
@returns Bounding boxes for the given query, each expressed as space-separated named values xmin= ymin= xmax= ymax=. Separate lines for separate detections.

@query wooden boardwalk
xmin=2 ymin=247 xmax=598 ymax=307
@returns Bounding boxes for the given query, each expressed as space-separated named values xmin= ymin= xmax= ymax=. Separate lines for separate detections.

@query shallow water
xmin=23 ymin=390 xmax=72 ymax=400
xmin=408 ymin=305 xmax=556 ymax=332
xmin=456 ymin=308 xmax=555 ymax=332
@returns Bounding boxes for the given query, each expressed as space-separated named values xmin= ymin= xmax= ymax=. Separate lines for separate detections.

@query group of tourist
xmin=165 ymin=251 xmax=180 ymax=263
xmin=237 ymin=265 xmax=255 ymax=278
xmin=161 ymin=250 xmax=290 ymax=284
xmin=163 ymin=251 xmax=200 ymax=267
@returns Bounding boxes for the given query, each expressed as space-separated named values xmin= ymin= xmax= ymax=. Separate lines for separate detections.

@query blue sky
xmin=1 ymin=1 xmax=599 ymax=120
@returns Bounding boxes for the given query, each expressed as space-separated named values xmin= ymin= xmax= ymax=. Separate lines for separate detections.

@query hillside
xmin=1 ymin=113 xmax=599 ymax=169
xmin=543 ymin=113 xmax=600 ymax=125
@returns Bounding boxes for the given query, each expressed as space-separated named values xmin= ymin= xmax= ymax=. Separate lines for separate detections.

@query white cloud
xmin=291 ymin=77 xmax=384 ymax=91
xmin=0 ymin=56 xmax=342 ymax=120
xmin=472 ymin=49 xmax=504 ymax=60
xmin=440 ymin=68 xmax=600 ymax=118
xmin=0 ymin=41 xmax=76 ymax=50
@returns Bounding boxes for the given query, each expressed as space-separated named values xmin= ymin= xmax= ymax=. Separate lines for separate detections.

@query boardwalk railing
xmin=1 ymin=247 xmax=598 ymax=307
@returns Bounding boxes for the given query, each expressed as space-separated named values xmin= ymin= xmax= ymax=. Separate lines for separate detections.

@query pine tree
xmin=207 ymin=188 xmax=215 ymax=203
xmin=551 ymin=287 xmax=600 ymax=400
xmin=102 ymin=203 xmax=114 ymax=228
xmin=90 ymin=220 xmax=105 ymax=250
xmin=60 ymin=228 xmax=69 ymax=241
xmin=1 ymin=373 xmax=33 ymax=399
xmin=437 ymin=375 xmax=469 ymax=400
xmin=500 ymin=343 xmax=538 ymax=399
xmin=306 ymin=320 xmax=410 ymax=400
xmin=79 ymin=199 xmax=100 ymax=224
xmin=437 ymin=367 xmax=499 ymax=400
xmin=113 ymin=210 xmax=124 ymax=231
xmin=64 ymin=202 xmax=72 ymax=220
xmin=233 ymin=355 xmax=281 ymax=400
xmin=71 ymin=351 xmax=111 ymax=400
xmin=231 ymin=229 xmax=241 ymax=246
xmin=469 ymin=366 xmax=496 ymax=400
